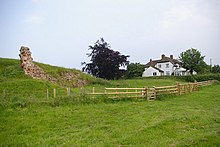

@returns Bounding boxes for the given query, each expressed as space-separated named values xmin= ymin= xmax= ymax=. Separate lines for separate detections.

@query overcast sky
xmin=0 ymin=0 xmax=220 ymax=70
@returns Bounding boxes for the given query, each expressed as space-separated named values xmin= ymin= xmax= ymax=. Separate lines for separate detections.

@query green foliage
xmin=125 ymin=62 xmax=145 ymax=79
xmin=212 ymin=65 xmax=220 ymax=73
xmin=0 ymin=85 xmax=219 ymax=146
xmin=179 ymin=48 xmax=207 ymax=74
xmin=82 ymin=38 xmax=129 ymax=80
xmin=193 ymin=74 xmax=220 ymax=82
xmin=176 ymin=74 xmax=220 ymax=82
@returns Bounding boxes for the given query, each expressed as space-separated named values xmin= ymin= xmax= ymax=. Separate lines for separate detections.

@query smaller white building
xmin=142 ymin=54 xmax=195 ymax=77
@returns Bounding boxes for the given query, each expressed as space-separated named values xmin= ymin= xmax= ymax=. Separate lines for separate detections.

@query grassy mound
xmin=0 ymin=57 xmax=110 ymax=85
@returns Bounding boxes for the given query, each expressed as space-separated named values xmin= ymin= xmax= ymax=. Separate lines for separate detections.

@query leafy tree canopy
xmin=125 ymin=63 xmax=145 ymax=79
xmin=212 ymin=65 xmax=220 ymax=73
xmin=179 ymin=48 xmax=207 ymax=74
xmin=82 ymin=38 xmax=129 ymax=80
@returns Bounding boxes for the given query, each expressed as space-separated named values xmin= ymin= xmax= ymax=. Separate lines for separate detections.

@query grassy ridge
xmin=0 ymin=85 xmax=219 ymax=146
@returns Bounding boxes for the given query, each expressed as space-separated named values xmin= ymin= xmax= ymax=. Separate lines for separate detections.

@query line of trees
xmin=212 ymin=65 xmax=220 ymax=73
xmin=82 ymin=38 xmax=220 ymax=80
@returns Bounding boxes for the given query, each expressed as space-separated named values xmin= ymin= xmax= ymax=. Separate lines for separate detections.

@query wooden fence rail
xmin=2 ymin=80 xmax=216 ymax=100
xmin=88 ymin=80 xmax=217 ymax=101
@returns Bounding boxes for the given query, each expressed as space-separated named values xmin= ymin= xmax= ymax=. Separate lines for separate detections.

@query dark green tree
xmin=125 ymin=63 xmax=145 ymax=79
xmin=179 ymin=48 xmax=206 ymax=74
xmin=212 ymin=65 xmax=220 ymax=73
xmin=82 ymin=38 xmax=129 ymax=80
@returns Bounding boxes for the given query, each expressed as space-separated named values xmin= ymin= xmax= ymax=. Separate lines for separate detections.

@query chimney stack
xmin=170 ymin=55 xmax=173 ymax=59
xmin=150 ymin=59 xmax=152 ymax=66
xmin=161 ymin=54 xmax=165 ymax=59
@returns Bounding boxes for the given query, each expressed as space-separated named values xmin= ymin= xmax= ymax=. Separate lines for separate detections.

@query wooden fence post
xmin=196 ymin=82 xmax=199 ymax=91
xmin=67 ymin=87 xmax=70 ymax=96
xmin=136 ymin=89 xmax=138 ymax=98
xmin=145 ymin=87 xmax=148 ymax=100
xmin=53 ymin=88 xmax=56 ymax=98
xmin=80 ymin=87 xmax=85 ymax=95
xmin=46 ymin=89 xmax=49 ymax=98
xmin=176 ymin=82 xmax=180 ymax=95
xmin=141 ymin=87 xmax=145 ymax=97
xmin=189 ymin=83 xmax=191 ymax=92
xmin=66 ymin=88 xmax=68 ymax=96
xmin=188 ymin=83 xmax=191 ymax=93
xmin=92 ymin=87 xmax=95 ymax=94
xmin=153 ymin=86 xmax=156 ymax=99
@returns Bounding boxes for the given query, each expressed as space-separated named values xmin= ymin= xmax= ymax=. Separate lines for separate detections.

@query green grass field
xmin=0 ymin=85 xmax=219 ymax=146
xmin=0 ymin=58 xmax=220 ymax=146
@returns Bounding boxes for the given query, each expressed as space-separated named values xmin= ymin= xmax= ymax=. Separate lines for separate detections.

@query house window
xmin=153 ymin=72 xmax=157 ymax=76
xmin=166 ymin=64 xmax=169 ymax=68
xmin=158 ymin=64 xmax=161 ymax=68
xmin=166 ymin=71 xmax=170 ymax=75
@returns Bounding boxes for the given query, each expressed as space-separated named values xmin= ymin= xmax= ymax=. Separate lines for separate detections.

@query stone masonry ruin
xmin=19 ymin=46 xmax=87 ymax=87
xmin=19 ymin=46 xmax=56 ymax=82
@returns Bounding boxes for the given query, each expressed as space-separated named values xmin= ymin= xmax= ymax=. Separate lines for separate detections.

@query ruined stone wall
xmin=19 ymin=46 xmax=57 ymax=82
xmin=19 ymin=46 xmax=87 ymax=87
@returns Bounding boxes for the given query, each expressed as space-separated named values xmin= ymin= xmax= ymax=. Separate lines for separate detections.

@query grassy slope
xmin=0 ymin=58 xmax=182 ymax=99
xmin=0 ymin=58 xmax=110 ymax=98
xmin=0 ymin=58 xmax=68 ymax=98
xmin=0 ymin=57 xmax=99 ymax=83
xmin=0 ymin=85 xmax=219 ymax=146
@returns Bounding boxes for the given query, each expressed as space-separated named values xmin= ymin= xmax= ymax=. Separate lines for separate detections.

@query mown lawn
xmin=0 ymin=85 xmax=220 ymax=146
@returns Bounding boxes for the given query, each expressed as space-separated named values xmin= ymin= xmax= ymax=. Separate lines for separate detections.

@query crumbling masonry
xmin=19 ymin=46 xmax=56 ymax=82
xmin=19 ymin=46 xmax=87 ymax=87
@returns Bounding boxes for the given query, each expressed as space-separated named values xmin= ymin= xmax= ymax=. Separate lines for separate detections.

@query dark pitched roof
xmin=145 ymin=55 xmax=181 ymax=67
xmin=151 ymin=66 xmax=164 ymax=72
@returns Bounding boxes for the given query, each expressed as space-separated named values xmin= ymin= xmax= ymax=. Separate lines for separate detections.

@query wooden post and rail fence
xmin=88 ymin=80 xmax=217 ymax=101
xmin=1 ymin=80 xmax=217 ymax=99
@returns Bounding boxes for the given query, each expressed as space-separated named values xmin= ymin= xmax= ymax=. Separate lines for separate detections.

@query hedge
xmin=177 ymin=74 xmax=220 ymax=82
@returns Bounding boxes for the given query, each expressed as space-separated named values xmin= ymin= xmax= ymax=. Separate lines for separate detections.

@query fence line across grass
xmin=1 ymin=87 xmax=78 ymax=99
xmin=1 ymin=80 xmax=217 ymax=100
xmin=88 ymin=80 xmax=217 ymax=100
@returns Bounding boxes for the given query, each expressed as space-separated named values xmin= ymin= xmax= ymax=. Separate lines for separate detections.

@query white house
xmin=142 ymin=54 xmax=195 ymax=77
